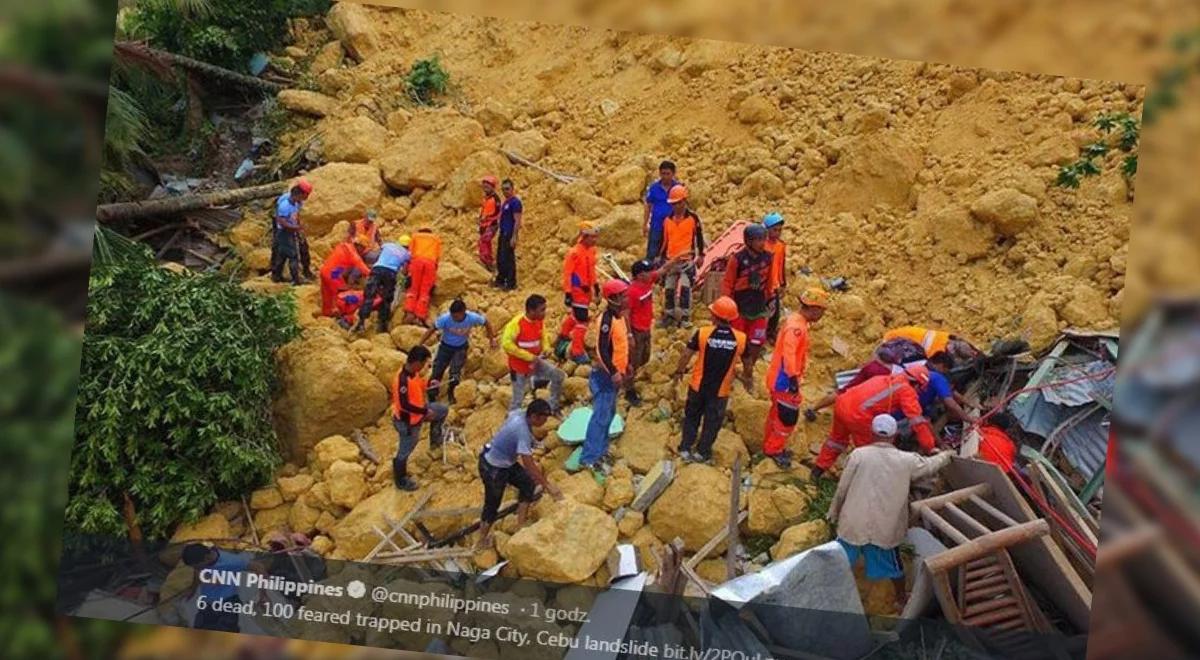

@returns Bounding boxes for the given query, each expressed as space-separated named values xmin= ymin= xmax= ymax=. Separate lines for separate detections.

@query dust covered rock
xmin=320 ymin=116 xmax=389 ymax=164
xmin=250 ymin=487 xmax=284 ymax=510
xmin=747 ymin=484 xmax=808 ymax=536
xmin=970 ymin=188 xmax=1039 ymax=237
xmin=310 ymin=435 xmax=362 ymax=474
xmin=278 ymin=89 xmax=338 ymax=117
xmin=441 ymin=150 xmax=511 ymax=210
xmin=277 ymin=473 xmax=315 ymax=501
xmin=770 ymin=520 xmax=831 ymax=560
xmin=379 ymin=111 xmax=486 ymax=191
xmin=327 ymin=460 xmax=368 ymax=509
xmin=737 ymin=95 xmax=779 ymax=124
xmin=332 ymin=488 xmax=424 ymax=559
xmin=310 ymin=41 xmax=344 ymax=74
xmin=499 ymin=130 xmax=549 ymax=161
xmin=595 ymin=205 xmax=644 ymax=251
xmin=300 ymin=163 xmax=387 ymax=237
xmin=506 ymin=502 xmax=617 ymax=583
xmin=602 ymin=164 xmax=648 ymax=204
xmin=327 ymin=1 xmax=380 ymax=61
xmin=620 ymin=417 xmax=671 ymax=473
xmin=171 ymin=513 xmax=230 ymax=544
xmin=648 ymin=463 xmax=730 ymax=552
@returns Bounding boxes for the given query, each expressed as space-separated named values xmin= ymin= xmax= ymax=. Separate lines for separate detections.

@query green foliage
xmin=99 ymin=87 xmax=151 ymax=202
xmin=0 ymin=295 xmax=126 ymax=659
xmin=406 ymin=55 xmax=451 ymax=105
xmin=68 ymin=232 xmax=299 ymax=541
xmin=802 ymin=476 xmax=840 ymax=524
xmin=124 ymin=0 xmax=328 ymax=72
xmin=1055 ymin=112 xmax=1140 ymax=190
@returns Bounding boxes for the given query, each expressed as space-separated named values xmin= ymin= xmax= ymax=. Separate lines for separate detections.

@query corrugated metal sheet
xmin=1040 ymin=360 xmax=1113 ymax=407
xmin=1058 ymin=407 xmax=1111 ymax=482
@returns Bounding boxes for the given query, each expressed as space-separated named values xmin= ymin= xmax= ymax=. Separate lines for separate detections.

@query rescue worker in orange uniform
xmin=403 ymin=227 xmax=442 ymax=326
xmin=478 ymin=175 xmax=502 ymax=270
xmin=657 ymin=184 xmax=705 ymax=328
xmin=577 ymin=279 xmax=631 ymax=478
xmin=763 ymin=212 xmax=787 ymax=342
xmin=811 ymin=364 xmax=938 ymax=480
xmin=762 ymin=288 xmax=829 ymax=468
xmin=672 ymin=296 xmax=746 ymax=464
xmin=348 ymin=209 xmax=383 ymax=257
xmin=391 ymin=345 xmax=448 ymax=491
xmin=882 ymin=325 xmax=980 ymax=361
xmin=556 ymin=222 xmax=600 ymax=364
xmin=502 ymin=294 xmax=565 ymax=413
xmin=332 ymin=287 xmax=382 ymax=329
xmin=722 ymin=222 xmax=776 ymax=390
xmin=319 ymin=239 xmax=370 ymax=318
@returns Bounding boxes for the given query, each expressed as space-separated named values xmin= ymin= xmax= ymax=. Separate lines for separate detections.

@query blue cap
xmin=763 ymin=212 xmax=784 ymax=228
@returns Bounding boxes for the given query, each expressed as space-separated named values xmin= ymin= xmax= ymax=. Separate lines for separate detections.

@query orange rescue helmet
xmin=579 ymin=221 xmax=600 ymax=236
xmin=799 ymin=287 xmax=830 ymax=308
xmin=481 ymin=174 xmax=500 ymax=187
xmin=667 ymin=184 xmax=688 ymax=204
xmin=295 ymin=179 xmax=313 ymax=195
xmin=709 ymin=296 xmax=739 ymax=322
xmin=904 ymin=363 xmax=931 ymax=386
xmin=602 ymin=279 xmax=629 ymax=299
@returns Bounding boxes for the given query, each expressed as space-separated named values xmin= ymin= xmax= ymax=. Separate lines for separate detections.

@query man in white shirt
xmin=828 ymin=414 xmax=952 ymax=611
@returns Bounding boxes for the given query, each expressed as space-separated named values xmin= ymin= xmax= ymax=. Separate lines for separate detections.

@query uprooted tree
xmin=67 ymin=230 xmax=299 ymax=543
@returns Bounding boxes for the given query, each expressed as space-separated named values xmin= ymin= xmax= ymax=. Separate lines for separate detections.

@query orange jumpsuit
xmin=763 ymin=312 xmax=810 ymax=456
xmin=815 ymin=373 xmax=936 ymax=470
xmin=404 ymin=232 xmax=442 ymax=321
xmin=349 ymin=218 xmax=380 ymax=256
xmin=333 ymin=289 xmax=382 ymax=325
xmin=559 ymin=240 xmax=597 ymax=359
xmin=319 ymin=241 xmax=369 ymax=316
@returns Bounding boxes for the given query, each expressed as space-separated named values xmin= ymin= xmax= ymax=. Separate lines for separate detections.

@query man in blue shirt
xmin=476 ymin=399 xmax=562 ymax=549
xmin=270 ymin=180 xmax=312 ymax=285
xmin=418 ymin=298 xmax=498 ymax=403
xmin=643 ymin=160 xmax=680 ymax=262
xmin=182 ymin=544 xmax=253 ymax=633
xmin=495 ymin=179 xmax=523 ymax=290
xmin=354 ymin=238 xmax=411 ymax=333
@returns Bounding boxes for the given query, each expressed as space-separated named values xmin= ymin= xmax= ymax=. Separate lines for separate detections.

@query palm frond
xmin=103 ymin=86 xmax=150 ymax=166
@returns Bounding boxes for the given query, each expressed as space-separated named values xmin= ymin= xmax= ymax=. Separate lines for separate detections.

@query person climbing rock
xmin=475 ymin=399 xmax=563 ymax=550
xmin=643 ymin=160 xmax=680 ymax=262
xmin=556 ymin=222 xmax=600 ymax=364
xmin=348 ymin=208 xmax=383 ymax=257
xmin=625 ymin=255 xmax=686 ymax=405
xmin=419 ymin=298 xmax=497 ymax=404
xmin=354 ymin=237 xmax=410 ymax=334
xmin=270 ymin=179 xmax=311 ymax=285
xmin=318 ymin=239 xmax=369 ymax=318
xmin=763 ymin=212 xmax=787 ymax=342
xmin=722 ymin=222 xmax=776 ymax=390
xmin=390 ymin=345 xmax=448 ymax=491
xmin=577 ymin=279 xmax=631 ymax=479
xmin=811 ymin=364 xmax=938 ymax=480
xmin=672 ymin=296 xmax=746 ymax=464
xmin=403 ymin=227 xmax=442 ymax=326
xmin=762 ymin=287 xmax=828 ymax=468
xmin=502 ymin=294 xmax=564 ymax=413
xmin=478 ymin=175 xmax=502 ymax=271
xmin=495 ymin=179 xmax=522 ymax=290
xmin=657 ymin=184 xmax=705 ymax=329
xmin=829 ymin=414 xmax=952 ymax=612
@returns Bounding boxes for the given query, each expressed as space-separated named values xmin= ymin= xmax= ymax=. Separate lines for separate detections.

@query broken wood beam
xmin=351 ymin=429 xmax=379 ymax=464
xmin=726 ymin=456 xmax=743 ymax=581
xmin=685 ymin=511 xmax=749 ymax=571
xmin=920 ymin=507 xmax=972 ymax=546
xmin=501 ymin=149 xmax=580 ymax=184
xmin=97 ymin=181 xmax=289 ymax=223
xmin=968 ymin=493 xmax=1019 ymax=528
xmin=428 ymin=497 xmax=531 ymax=548
xmin=375 ymin=548 xmax=476 ymax=563
xmin=910 ymin=483 xmax=991 ymax=517
xmin=114 ymin=41 xmax=283 ymax=93
xmin=363 ymin=490 xmax=431 ymax=561
xmin=926 ymin=521 xmax=1049 ymax=574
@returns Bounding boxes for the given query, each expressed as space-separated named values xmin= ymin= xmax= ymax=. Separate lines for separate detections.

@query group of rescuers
xmin=278 ymin=162 xmax=1023 ymax=598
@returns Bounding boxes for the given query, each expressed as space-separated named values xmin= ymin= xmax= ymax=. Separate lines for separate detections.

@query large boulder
xmin=275 ymin=331 xmax=389 ymax=459
xmin=310 ymin=434 xmax=363 ymax=474
xmin=1060 ymin=283 xmax=1111 ymax=328
xmin=301 ymin=163 xmax=386 ymax=237
xmin=1020 ymin=295 xmax=1060 ymax=350
xmin=747 ymin=484 xmax=809 ymax=536
xmin=309 ymin=41 xmax=344 ymax=75
xmin=277 ymin=473 xmax=315 ymax=502
xmin=499 ymin=130 xmax=549 ymax=161
xmin=970 ymin=188 xmax=1039 ymax=237
xmin=602 ymin=164 xmax=648 ymax=204
xmin=327 ymin=1 xmax=380 ymax=61
xmin=474 ymin=98 xmax=515 ymax=136
xmin=327 ymin=460 xmax=368 ymax=509
xmin=814 ymin=132 xmax=923 ymax=215
xmin=441 ymin=150 xmax=511 ymax=210
xmin=462 ymin=402 xmax=511 ymax=451
xmin=771 ymin=520 xmax=831 ymax=560
xmin=728 ymin=388 xmax=771 ymax=454
xmin=926 ymin=206 xmax=993 ymax=262
xmin=595 ymin=205 xmax=644 ymax=251
xmin=332 ymin=488 xmax=425 ymax=559
xmin=736 ymin=95 xmax=779 ymax=124
xmin=555 ymin=471 xmax=605 ymax=508
xmin=711 ymin=428 xmax=750 ymax=470
xmin=505 ymin=503 xmax=617 ymax=583
xmin=619 ymin=417 xmax=670 ymax=474
xmin=278 ymin=89 xmax=338 ymax=117
xmin=648 ymin=464 xmax=730 ymax=552
xmin=319 ymin=116 xmax=389 ymax=164
xmin=560 ymin=180 xmax=614 ymax=220
xmin=741 ymin=169 xmax=785 ymax=200
xmin=171 ymin=513 xmax=230 ymax=544
xmin=379 ymin=111 xmax=486 ymax=191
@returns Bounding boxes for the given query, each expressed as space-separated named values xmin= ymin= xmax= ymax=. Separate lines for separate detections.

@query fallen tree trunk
xmin=96 ymin=181 xmax=289 ymax=223
xmin=114 ymin=41 xmax=283 ymax=93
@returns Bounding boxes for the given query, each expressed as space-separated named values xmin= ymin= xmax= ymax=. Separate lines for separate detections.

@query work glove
xmin=804 ymin=407 xmax=818 ymax=423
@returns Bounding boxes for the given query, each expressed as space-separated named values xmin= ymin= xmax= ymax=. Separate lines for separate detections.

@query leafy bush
xmin=1056 ymin=112 xmax=1140 ymax=190
xmin=124 ymin=0 xmax=329 ymax=72
xmin=406 ymin=55 xmax=451 ymax=105
xmin=68 ymin=233 xmax=299 ymax=541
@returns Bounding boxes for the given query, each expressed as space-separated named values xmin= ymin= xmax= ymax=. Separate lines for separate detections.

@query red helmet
xmin=295 ymin=179 xmax=313 ymax=195
xmin=904 ymin=363 xmax=931 ymax=386
xmin=602 ymin=279 xmax=629 ymax=298
xmin=481 ymin=175 xmax=500 ymax=187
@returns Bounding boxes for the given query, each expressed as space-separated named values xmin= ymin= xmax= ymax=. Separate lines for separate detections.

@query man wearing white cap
xmin=828 ymin=414 xmax=952 ymax=612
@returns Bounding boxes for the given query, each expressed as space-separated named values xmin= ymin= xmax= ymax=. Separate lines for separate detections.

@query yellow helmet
xmin=398 ymin=235 xmax=412 ymax=247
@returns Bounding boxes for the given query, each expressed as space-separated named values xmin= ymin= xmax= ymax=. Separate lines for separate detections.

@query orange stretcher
xmin=694 ymin=219 xmax=750 ymax=303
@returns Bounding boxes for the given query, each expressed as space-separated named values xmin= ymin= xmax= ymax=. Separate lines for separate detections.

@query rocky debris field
xmin=183 ymin=3 xmax=1132 ymax=620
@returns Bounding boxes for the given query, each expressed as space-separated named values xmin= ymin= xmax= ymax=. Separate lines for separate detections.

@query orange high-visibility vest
xmin=562 ymin=241 xmax=597 ymax=296
xmin=883 ymin=326 xmax=950 ymax=357
xmin=690 ymin=325 xmax=747 ymax=397
xmin=767 ymin=237 xmax=786 ymax=291
xmin=508 ymin=316 xmax=545 ymax=375
xmin=410 ymin=232 xmax=442 ymax=262
xmin=835 ymin=373 xmax=925 ymax=428
xmin=590 ymin=309 xmax=630 ymax=374
xmin=391 ymin=369 xmax=428 ymax=425
xmin=662 ymin=213 xmax=698 ymax=259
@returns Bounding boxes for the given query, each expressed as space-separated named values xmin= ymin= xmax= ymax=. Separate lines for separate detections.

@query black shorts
xmin=478 ymin=451 xmax=536 ymax=523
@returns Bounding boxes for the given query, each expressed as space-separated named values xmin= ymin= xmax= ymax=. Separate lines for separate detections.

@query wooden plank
xmin=920 ymin=508 xmax=971 ymax=546
xmin=943 ymin=503 xmax=992 ymax=538
xmin=944 ymin=457 xmax=1093 ymax=631
xmin=910 ymin=483 xmax=991 ymax=518
xmin=925 ymin=521 xmax=1048 ymax=573
xmin=726 ymin=456 xmax=742 ymax=581
xmin=968 ymin=494 xmax=1019 ymax=528
xmin=1030 ymin=462 xmax=1099 ymax=547
xmin=363 ymin=490 xmax=432 ymax=561
xmin=678 ymin=562 xmax=712 ymax=596
xmin=684 ymin=511 xmax=748 ymax=570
